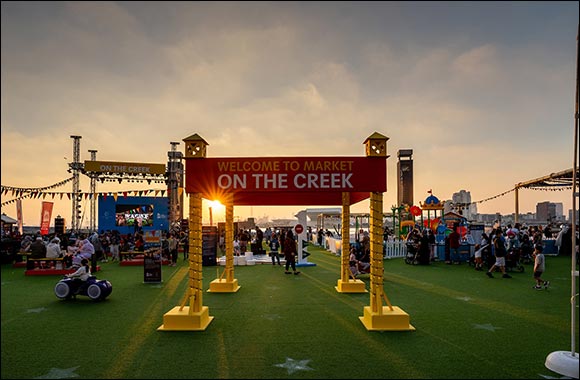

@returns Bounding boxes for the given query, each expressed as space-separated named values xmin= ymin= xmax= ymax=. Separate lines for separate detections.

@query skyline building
xmin=396 ymin=149 xmax=414 ymax=207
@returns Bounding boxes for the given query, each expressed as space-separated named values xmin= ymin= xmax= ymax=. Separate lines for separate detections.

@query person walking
xmin=90 ymin=232 xmax=106 ymax=263
xmin=283 ymin=230 xmax=300 ymax=275
xmin=168 ymin=233 xmax=179 ymax=267
xmin=448 ymin=226 xmax=461 ymax=264
xmin=109 ymin=231 xmax=120 ymax=262
xmin=532 ymin=245 xmax=549 ymax=290
xmin=480 ymin=232 xmax=493 ymax=269
xmin=486 ymin=229 xmax=512 ymax=279
xmin=180 ymin=231 xmax=189 ymax=261
xmin=269 ymin=233 xmax=282 ymax=266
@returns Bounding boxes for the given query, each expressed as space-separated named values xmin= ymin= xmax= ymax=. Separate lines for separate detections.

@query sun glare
xmin=207 ymin=200 xmax=223 ymax=210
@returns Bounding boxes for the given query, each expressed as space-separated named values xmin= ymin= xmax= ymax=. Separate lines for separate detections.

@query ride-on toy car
xmin=54 ymin=275 xmax=112 ymax=301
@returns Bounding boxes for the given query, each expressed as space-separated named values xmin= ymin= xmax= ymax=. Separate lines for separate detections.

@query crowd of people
xmin=7 ymin=219 xmax=578 ymax=289
xmin=15 ymin=229 xmax=191 ymax=270
xmin=400 ymin=221 xmax=578 ymax=290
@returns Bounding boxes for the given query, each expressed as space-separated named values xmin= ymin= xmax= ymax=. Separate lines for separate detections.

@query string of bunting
xmin=1 ymin=188 xmax=171 ymax=207
xmin=471 ymin=187 xmax=516 ymax=205
xmin=448 ymin=182 xmax=573 ymax=210
xmin=1 ymin=177 xmax=74 ymax=194
xmin=1 ymin=177 xmax=74 ymax=206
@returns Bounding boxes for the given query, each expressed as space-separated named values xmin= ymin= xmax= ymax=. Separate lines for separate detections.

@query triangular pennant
xmin=113 ymin=193 xmax=118 ymax=202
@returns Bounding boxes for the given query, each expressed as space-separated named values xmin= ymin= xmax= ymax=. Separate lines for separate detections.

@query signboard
xmin=144 ymin=230 xmax=162 ymax=283
xmin=295 ymin=224 xmax=304 ymax=234
xmin=185 ymin=156 xmax=387 ymax=206
xmin=84 ymin=160 xmax=166 ymax=175
xmin=143 ymin=252 xmax=162 ymax=283
xmin=144 ymin=230 xmax=162 ymax=243
xmin=202 ymin=226 xmax=218 ymax=266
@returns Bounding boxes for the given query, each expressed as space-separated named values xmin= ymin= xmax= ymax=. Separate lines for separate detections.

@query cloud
xmin=1 ymin=2 xmax=576 ymax=225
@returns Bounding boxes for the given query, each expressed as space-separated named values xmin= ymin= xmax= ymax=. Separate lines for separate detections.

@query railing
xmin=384 ymin=241 xmax=407 ymax=259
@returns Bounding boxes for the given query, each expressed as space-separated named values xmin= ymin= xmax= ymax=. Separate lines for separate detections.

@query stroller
xmin=405 ymin=241 xmax=420 ymax=265
xmin=518 ymin=241 xmax=534 ymax=265
xmin=505 ymin=247 xmax=525 ymax=272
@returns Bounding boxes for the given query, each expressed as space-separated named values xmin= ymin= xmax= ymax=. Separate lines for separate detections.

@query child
xmin=532 ymin=245 xmax=549 ymax=290
xmin=67 ymin=258 xmax=91 ymax=280
xmin=67 ymin=258 xmax=91 ymax=294
xmin=473 ymin=244 xmax=485 ymax=271
xmin=233 ymin=237 xmax=241 ymax=256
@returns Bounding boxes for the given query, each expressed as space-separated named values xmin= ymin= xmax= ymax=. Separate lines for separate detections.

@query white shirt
xmin=46 ymin=242 xmax=61 ymax=259
xmin=68 ymin=265 xmax=91 ymax=281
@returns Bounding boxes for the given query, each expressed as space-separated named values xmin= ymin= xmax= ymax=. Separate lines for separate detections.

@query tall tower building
xmin=167 ymin=142 xmax=184 ymax=229
xmin=397 ymin=149 xmax=413 ymax=206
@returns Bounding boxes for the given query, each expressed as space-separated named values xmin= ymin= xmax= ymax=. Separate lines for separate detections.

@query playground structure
xmin=389 ymin=191 xmax=446 ymax=240
xmin=157 ymin=132 xmax=414 ymax=332
xmin=419 ymin=192 xmax=445 ymax=232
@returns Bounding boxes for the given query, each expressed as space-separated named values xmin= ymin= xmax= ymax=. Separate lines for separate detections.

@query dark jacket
xmin=283 ymin=236 xmax=297 ymax=260
xmin=29 ymin=240 xmax=47 ymax=259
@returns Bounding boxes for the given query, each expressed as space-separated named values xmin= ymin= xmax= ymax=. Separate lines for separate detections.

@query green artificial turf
xmin=1 ymin=245 xmax=577 ymax=379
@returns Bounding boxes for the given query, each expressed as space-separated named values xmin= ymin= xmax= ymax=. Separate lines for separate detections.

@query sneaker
xmin=294 ymin=271 xmax=301 ymax=275
xmin=502 ymin=274 xmax=512 ymax=279
xmin=285 ymin=271 xmax=291 ymax=274
xmin=486 ymin=272 xmax=493 ymax=278
xmin=544 ymin=281 xmax=550 ymax=289
xmin=533 ymin=285 xmax=543 ymax=290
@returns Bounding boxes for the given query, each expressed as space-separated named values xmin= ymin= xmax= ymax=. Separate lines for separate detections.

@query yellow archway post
xmin=158 ymin=192 xmax=214 ymax=331
xmin=336 ymin=192 xmax=367 ymax=293
xmin=208 ymin=193 xmax=240 ymax=292
xmin=158 ymin=134 xmax=214 ymax=331
xmin=359 ymin=133 xmax=414 ymax=331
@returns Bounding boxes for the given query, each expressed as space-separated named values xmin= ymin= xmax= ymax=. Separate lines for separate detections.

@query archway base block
xmin=157 ymin=306 xmax=214 ymax=331
xmin=208 ymin=278 xmax=240 ymax=293
xmin=335 ymin=279 xmax=367 ymax=293
xmin=359 ymin=306 xmax=415 ymax=331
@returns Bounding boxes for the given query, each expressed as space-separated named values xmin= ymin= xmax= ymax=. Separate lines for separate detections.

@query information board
xmin=143 ymin=230 xmax=162 ymax=283
xmin=202 ymin=226 xmax=218 ymax=266
xmin=143 ymin=252 xmax=162 ymax=283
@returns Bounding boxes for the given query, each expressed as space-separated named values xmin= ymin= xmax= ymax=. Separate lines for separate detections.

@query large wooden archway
xmin=158 ymin=132 xmax=413 ymax=332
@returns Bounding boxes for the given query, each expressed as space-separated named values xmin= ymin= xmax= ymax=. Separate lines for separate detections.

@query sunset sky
xmin=1 ymin=1 xmax=578 ymax=228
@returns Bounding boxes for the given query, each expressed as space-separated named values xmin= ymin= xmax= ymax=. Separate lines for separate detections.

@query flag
xmin=16 ymin=199 xmax=23 ymax=235
xmin=40 ymin=201 xmax=54 ymax=236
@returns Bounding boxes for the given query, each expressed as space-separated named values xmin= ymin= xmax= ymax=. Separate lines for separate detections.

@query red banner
xmin=185 ymin=157 xmax=387 ymax=206
xmin=40 ymin=201 xmax=54 ymax=236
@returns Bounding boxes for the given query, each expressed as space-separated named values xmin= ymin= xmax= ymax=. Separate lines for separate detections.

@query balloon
xmin=410 ymin=206 xmax=421 ymax=216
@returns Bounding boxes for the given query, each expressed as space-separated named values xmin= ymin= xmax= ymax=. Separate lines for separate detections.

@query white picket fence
xmin=316 ymin=237 xmax=408 ymax=259
xmin=383 ymin=240 xmax=408 ymax=259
